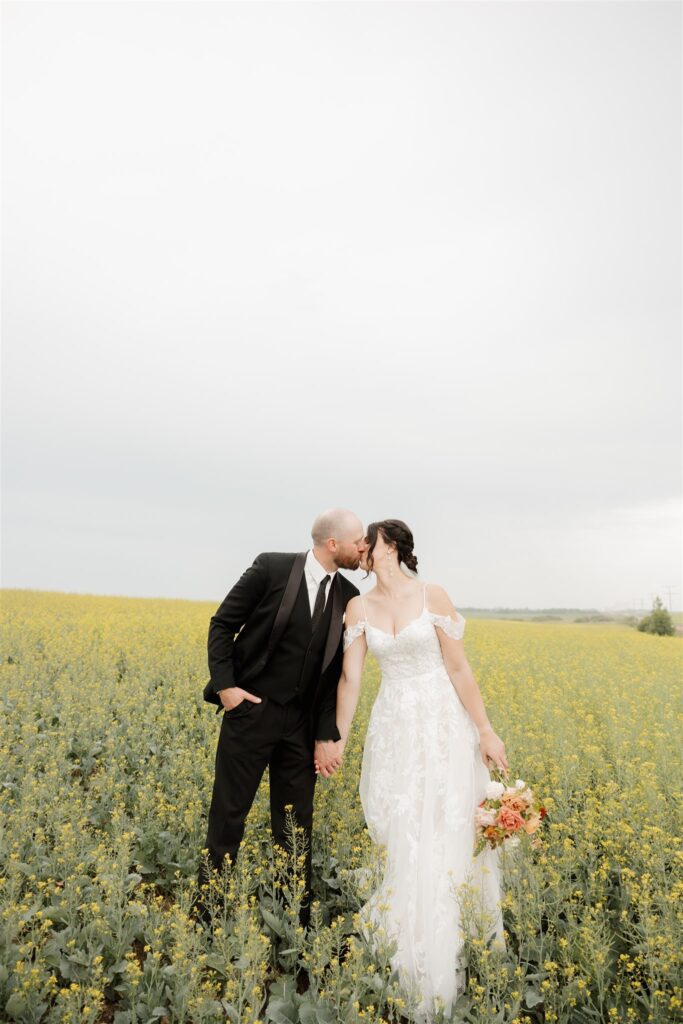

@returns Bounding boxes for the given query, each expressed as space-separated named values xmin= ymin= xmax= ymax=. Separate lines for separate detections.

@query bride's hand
xmin=478 ymin=728 xmax=509 ymax=775
xmin=314 ymin=739 xmax=344 ymax=778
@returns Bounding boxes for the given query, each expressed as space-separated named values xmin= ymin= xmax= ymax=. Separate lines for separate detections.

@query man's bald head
xmin=311 ymin=508 xmax=365 ymax=571
xmin=311 ymin=508 xmax=363 ymax=546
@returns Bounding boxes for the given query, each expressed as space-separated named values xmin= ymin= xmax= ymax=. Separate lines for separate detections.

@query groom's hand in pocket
xmin=218 ymin=686 xmax=262 ymax=711
xmin=314 ymin=740 xmax=343 ymax=778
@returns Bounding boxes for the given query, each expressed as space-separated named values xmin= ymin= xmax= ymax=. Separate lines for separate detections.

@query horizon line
xmin=1 ymin=586 xmax=677 ymax=615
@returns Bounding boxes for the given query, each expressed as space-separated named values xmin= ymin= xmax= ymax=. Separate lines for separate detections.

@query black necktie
xmin=311 ymin=574 xmax=331 ymax=632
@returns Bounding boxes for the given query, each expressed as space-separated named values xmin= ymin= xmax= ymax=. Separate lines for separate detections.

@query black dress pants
xmin=198 ymin=692 xmax=317 ymax=923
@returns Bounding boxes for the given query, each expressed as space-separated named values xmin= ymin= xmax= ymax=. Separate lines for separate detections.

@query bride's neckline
xmin=360 ymin=583 xmax=430 ymax=640
xmin=365 ymin=606 xmax=430 ymax=640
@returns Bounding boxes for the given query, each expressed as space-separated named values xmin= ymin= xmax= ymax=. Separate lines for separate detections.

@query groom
xmin=197 ymin=508 xmax=364 ymax=925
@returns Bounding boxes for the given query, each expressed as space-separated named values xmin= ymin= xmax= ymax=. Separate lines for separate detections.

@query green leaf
xmin=66 ymin=949 xmax=92 ymax=966
xmin=59 ymin=957 xmax=74 ymax=979
xmin=524 ymin=985 xmax=544 ymax=1008
xmin=298 ymin=1005 xmax=335 ymax=1024
xmin=5 ymin=993 xmax=27 ymax=1018
xmin=297 ymin=1007 xmax=318 ymax=1024
xmin=260 ymin=905 xmax=285 ymax=937
xmin=265 ymin=998 xmax=299 ymax=1024
xmin=42 ymin=904 xmax=69 ymax=923
xmin=204 ymin=953 xmax=227 ymax=974
xmin=453 ymin=992 xmax=473 ymax=1013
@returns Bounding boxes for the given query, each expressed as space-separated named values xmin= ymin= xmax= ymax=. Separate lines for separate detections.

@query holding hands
xmin=314 ymin=739 xmax=345 ymax=778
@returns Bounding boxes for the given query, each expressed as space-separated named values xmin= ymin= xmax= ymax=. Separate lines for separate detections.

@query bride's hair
xmin=365 ymin=519 xmax=418 ymax=576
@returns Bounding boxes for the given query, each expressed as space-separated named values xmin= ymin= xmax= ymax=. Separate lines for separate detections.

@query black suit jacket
xmin=203 ymin=551 xmax=359 ymax=741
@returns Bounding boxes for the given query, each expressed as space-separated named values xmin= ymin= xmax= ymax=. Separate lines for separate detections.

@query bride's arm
xmin=427 ymin=584 xmax=509 ymax=774
xmin=315 ymin=596 xmax=367 ymax=778
xmin=336 ymin=615 xmax=367 ymax=751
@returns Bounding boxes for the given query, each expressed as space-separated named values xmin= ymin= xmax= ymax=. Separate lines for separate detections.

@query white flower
xmin=515 ymin=779 xmax=526 ymax=789
xmin=476 ymin=807 xmax=497 ymax=827
xmin=485 ymin=780 xmax=505 ymax=800
xmin=506 ymin=836 xmax=521 ymax=849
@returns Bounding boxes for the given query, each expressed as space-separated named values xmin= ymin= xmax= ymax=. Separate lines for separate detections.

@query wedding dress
xmin=343 ymin=586 xmax=505 ymax=1022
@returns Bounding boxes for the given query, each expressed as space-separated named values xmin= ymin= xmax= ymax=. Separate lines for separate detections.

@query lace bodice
xmin=343 ymin=588 xmax=465 ymax=680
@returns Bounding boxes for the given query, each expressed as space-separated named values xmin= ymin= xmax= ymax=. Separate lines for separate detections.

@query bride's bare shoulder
xmin=424 ymin=583 xmax=459 ymax=616
xmin=344 ymin=593 xmax=366 ymax=625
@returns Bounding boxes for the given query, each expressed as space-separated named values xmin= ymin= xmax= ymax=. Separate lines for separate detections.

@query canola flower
xmin=0 ymin=589 xmax=681 ymax=1023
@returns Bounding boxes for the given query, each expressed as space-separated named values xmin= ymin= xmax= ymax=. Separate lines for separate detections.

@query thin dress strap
xmin=360 ymin=592 xmax=368 ymax=621
xmin=423 ymin=584 xmax=428 ymax=611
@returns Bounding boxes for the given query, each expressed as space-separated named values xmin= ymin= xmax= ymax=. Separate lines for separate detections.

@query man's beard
xmin=335 ymin=552 xmax=361 ymax=571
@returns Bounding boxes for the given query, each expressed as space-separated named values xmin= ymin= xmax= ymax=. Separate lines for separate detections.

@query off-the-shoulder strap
xmin=343 ymin=620 xmax=366 ymax=652
xmin=429 ymin=610 xmax=466 ymax=640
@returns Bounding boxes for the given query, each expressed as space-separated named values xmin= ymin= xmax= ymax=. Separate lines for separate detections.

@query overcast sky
xmin=2 ymin=1 xmax=681 ymax=611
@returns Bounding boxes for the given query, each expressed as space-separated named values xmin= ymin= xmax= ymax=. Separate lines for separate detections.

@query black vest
xmin=248 ymin=574 xmax=335 ymax=704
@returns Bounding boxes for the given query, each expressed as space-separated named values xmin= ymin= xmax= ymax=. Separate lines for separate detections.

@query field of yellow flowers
xmin=1 ymin=589 xmax=681 ymax=1024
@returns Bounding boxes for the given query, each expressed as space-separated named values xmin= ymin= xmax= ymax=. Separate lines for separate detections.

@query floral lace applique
xmin=427 ymin=609 xmax=466 ymax=641
xmin=343 ymin=620 xmax=367 ymax=652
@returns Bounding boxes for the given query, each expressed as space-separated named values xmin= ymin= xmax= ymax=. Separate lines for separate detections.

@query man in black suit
xmin=196 ymin=508 xmax=365 ymax=925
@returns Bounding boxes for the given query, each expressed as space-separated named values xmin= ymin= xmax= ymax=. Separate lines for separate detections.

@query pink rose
xmin=498 ymin=806 xmax=525 ymax=832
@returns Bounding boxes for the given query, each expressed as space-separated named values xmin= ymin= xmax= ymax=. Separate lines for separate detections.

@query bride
xmin=315 ymin=519 xmax=509 ymax=1022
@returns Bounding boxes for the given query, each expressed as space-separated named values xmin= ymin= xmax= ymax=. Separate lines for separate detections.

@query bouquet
xmin=474 ymin=769 xmax=547 ymax=856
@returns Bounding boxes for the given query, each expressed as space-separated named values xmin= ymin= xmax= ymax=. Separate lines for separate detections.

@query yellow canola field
xmin=1 ymin=589 xmax=681 ymax=1024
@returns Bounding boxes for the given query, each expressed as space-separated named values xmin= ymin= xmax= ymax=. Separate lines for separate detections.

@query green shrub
xmin=637 ymin=596 xmax=675 ymax=636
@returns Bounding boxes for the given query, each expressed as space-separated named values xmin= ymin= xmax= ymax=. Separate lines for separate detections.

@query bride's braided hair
xmin=365 ymin=519 xmax=419 ymax=575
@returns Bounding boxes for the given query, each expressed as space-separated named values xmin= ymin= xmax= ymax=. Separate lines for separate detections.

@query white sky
xmin=2 ymin=1 xmax=681 ymax=610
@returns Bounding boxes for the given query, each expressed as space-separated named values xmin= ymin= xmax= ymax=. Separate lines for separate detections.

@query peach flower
xmin=500 ymin=792 xmax=528 ymax=813
xmin=498 ymin=806 xmax=525 ymax=832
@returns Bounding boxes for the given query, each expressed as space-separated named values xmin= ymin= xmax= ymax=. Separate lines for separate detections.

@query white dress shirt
xmin=304 ymin=549 xmax=336 ymax=616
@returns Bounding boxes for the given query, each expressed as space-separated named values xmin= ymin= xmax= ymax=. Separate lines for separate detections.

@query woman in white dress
xmin=315 ymin=519 xmax=509 ymax=1022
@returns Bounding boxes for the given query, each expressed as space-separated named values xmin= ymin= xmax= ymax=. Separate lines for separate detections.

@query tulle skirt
xmin=358 ymin=666 xmax=505 ymax=1022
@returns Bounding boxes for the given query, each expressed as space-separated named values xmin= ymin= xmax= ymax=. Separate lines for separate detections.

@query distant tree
xmin=637 ymin=596 xmax=675 ymax=636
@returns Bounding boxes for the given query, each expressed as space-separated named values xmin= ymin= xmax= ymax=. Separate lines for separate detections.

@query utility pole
xmin=663 ymin=585 xmax=678 ymax=612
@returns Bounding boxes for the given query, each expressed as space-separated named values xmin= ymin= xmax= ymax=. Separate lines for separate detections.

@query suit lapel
xmin=320 ymin=573 xmax=344 ymax=676
xmin=268 ymin=551 xmax=307 ymax=656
